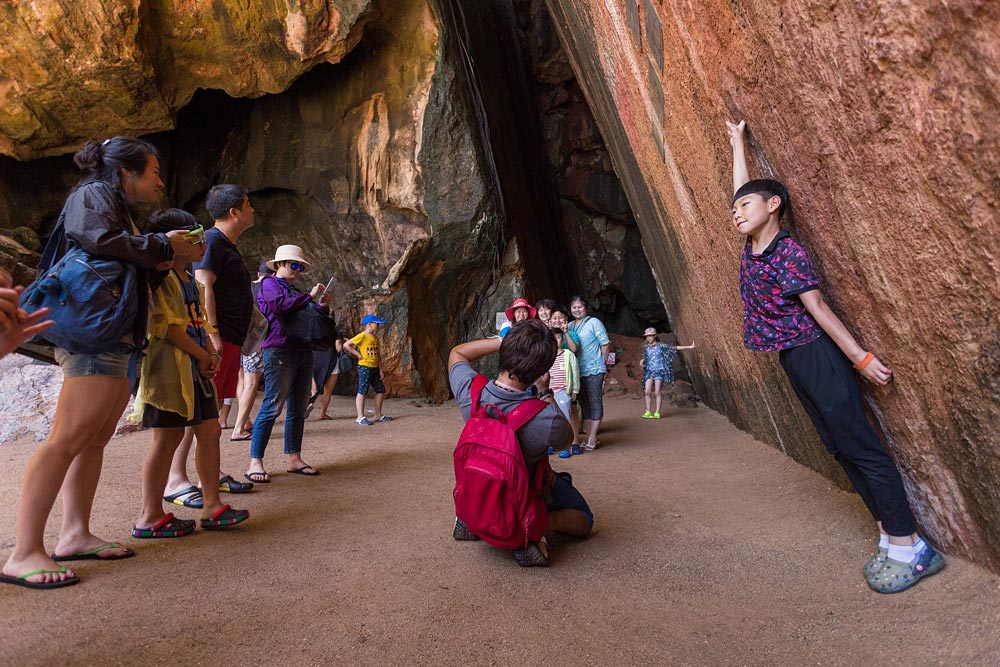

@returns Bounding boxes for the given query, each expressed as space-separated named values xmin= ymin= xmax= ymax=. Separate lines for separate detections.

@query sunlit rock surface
xmin=0 ymin=0 xmax=376 ymax=159
xmin=544 ymin=0 xmax=1000 ymax=569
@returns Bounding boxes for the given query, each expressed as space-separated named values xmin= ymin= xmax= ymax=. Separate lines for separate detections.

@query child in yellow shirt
xmin=132 ymin=209 xmax=249 ymax=537
xmin=345 ymin=314 xmax=391 ymax=425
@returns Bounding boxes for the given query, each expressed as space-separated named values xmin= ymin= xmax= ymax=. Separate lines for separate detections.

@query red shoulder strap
xmin=470 ymin=374 xmax=490 ymax=417
xmin=505 ymin=398 xmax=547 ymax=431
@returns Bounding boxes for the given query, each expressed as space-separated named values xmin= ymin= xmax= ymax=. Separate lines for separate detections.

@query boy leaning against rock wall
xmin=725 ymin=119 xmax=945 ymax=593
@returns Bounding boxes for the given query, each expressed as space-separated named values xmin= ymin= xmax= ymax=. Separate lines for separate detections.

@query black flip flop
xmin=0 ymin=567 xmax=80 ymax=590
xmin=286 ymin=466 xmax=320 ymax=476
xmin=163 ymin=485 xmax=203 ymax=508
xmin=218 ymin=475 xmax=254 ymax=493
xmin=52 ymin=543 xmax=135 ymax=562
xmin=245 ymin=471 xmax=270 ymax=484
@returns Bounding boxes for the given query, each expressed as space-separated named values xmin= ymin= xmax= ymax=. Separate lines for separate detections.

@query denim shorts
xmin=357 ymin=364 xmax=386 ymax=395
xmin=54 ymin=349 xmax=130 ymax=379
xmin=548 ymin=471 xmax=593 ymax=528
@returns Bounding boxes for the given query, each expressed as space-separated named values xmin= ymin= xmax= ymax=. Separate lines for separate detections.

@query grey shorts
xmin=578 ymin=373 xmax=605 ymax=421
xmin=54 ymin=349 xmax=130 ymax=379
xmin=241 ymin=350 xmax=263 ymax=374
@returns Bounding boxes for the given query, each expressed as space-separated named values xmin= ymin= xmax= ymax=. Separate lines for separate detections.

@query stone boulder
xmin=544 ymin=0 xmax=1000 ymax=569
xmin=0 ymin=355 xmax=138 ymax=444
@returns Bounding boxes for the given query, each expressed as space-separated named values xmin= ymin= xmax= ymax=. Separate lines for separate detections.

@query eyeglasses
xmin=289 ymin=262 xmax=306 ymax=272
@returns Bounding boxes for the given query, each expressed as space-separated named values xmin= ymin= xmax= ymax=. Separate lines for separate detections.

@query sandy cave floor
xmin=1 ymin=395 xmax=999 ymax=667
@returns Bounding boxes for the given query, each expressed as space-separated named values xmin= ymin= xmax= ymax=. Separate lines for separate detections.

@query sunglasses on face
xmin=288 ymin=262 xmax=306 ymax=272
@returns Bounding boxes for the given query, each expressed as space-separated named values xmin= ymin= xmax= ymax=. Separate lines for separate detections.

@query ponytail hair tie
xmin=101 ymin=138 xmax=111 ymax=146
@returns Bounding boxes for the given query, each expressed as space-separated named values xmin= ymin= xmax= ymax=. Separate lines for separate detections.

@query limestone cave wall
xmin=543 ymin=0 xmax=1000 ymax=569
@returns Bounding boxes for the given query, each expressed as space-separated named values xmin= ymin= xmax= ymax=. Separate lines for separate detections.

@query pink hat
xmin=504 ymin=298 xmax=537 ymax=322
xmin=643 ymin=327 xmax=658 ymax=337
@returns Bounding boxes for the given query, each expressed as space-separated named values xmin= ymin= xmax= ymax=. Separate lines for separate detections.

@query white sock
xmin=887 ymin=537 xmax=925 ymax=564
xmin=878 ymin=533 xmax=889 ymax=550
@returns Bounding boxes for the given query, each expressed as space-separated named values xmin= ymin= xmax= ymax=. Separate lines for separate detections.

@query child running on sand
xmin=132 ymin=209 xmax=249 ymax=538
xmin=640 ymin=327 xmax=695 ymax=419
xmin=727 ymin=119 xmax=944 ymax=593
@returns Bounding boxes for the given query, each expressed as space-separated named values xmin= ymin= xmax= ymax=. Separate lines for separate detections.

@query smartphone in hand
xmin=183 ymin=225 xmax=205 ymax=245
xmin=324 ymin=276 xmax=336 ymax=294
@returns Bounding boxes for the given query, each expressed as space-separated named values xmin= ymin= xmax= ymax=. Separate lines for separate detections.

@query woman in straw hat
xmin=246 ymin=245 xmax=330 ymax=483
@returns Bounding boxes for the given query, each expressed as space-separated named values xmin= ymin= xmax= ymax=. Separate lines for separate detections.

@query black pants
xmin=779 ymin=335 xmax=917 ymax=536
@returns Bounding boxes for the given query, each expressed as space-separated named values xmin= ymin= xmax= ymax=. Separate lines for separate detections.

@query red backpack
xmin=453 ymin=374 xmax=552 ymax=549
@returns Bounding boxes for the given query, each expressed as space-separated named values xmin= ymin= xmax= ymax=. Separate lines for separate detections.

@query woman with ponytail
xmin=0 ymin=138 xmax=202 ymax=590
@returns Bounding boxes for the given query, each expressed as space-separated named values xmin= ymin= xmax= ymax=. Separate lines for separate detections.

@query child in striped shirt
xmin=548 ymin=328 xmax=580 ymax=457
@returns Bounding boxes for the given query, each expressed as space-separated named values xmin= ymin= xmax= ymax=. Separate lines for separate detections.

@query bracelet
xmin=209 ymin=352 xmax=221 ymax=359
xmin=853 ymin=352 xmax=875 ymax=371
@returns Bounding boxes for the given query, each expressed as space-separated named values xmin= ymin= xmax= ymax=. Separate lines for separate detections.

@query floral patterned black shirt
xmin=740 ymin=230 xmax=823 ymax=352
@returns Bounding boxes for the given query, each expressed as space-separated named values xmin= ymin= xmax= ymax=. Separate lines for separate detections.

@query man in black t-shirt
xmin=195 ymin=185 xmax=255 ymax=426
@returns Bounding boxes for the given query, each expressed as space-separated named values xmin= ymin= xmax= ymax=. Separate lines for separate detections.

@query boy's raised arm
xmin=448 ymin=337 xmax=502 ymax=370
xmin=726 ymin=120 xmax=750 ymax=193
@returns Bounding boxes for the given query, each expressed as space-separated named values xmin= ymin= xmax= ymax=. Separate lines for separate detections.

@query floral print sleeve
xmin=777 ymin=241 xmax=820 ymax=297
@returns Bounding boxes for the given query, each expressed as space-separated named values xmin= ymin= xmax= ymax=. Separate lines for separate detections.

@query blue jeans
xmin=250 ymin=347 xmax=313 ymax=458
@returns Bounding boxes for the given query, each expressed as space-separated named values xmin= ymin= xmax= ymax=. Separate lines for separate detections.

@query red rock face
xmin=544 ymin=0 xmax=1000 ymax=569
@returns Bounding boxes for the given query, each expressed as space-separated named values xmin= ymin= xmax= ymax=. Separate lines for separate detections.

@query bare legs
xmin=644 ymin=379 xmax=663 ymax=415
xmin=165 ymin=427 xmax=195 ymax=495
xmin=218 ymin=401 xmax=233 ymax=429
xmin=584 ymin=419 xmax=602 ymax=449
xmin=318 ymin=370 xmax=338 ymax=419
xmin=137 ymin=419 xmax=227 ymax=528
xmin=548 ymin=508 xmax=593 ymax=538
xmin=232 ymin=371 xmax=261 ymax=437
xmin=571 ymin=403 xmax=581 ymax=445
xmin=3 ymin=375 xmax=131 ymax=584
xmin=355 ymin=392 xmax=366 ymax=421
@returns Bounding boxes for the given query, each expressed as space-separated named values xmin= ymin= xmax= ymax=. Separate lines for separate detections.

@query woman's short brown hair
xmin=499 ymin=320 xmax=558 ymax=384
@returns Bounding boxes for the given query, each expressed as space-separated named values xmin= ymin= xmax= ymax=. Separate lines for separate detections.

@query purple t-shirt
xmin=740 ymin=230 xmax=823 ymax=352
xmin=257 ymin=276 xmax=315 ymax=350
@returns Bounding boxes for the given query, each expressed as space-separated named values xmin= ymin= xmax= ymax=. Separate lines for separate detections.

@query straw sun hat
xmin=266 ymin=244 xmax=311 ymax=272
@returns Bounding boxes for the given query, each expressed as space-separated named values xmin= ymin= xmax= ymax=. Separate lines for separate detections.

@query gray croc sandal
xmin=862 ymin=546 xmax=888 ymax=579
xmin=867 ymin=543 xmax=945 ymax=593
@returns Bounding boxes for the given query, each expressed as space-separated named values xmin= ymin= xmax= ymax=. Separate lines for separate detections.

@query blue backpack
xmin=19 ymin=210 xmax=139 ymax=355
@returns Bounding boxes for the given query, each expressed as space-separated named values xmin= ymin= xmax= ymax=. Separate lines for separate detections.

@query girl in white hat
xmin=640 ymin=328 xmax=696 ymax=419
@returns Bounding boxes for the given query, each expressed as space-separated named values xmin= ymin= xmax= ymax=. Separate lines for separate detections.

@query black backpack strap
xmin=36 ymin=209 xmax=68 ymax=274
